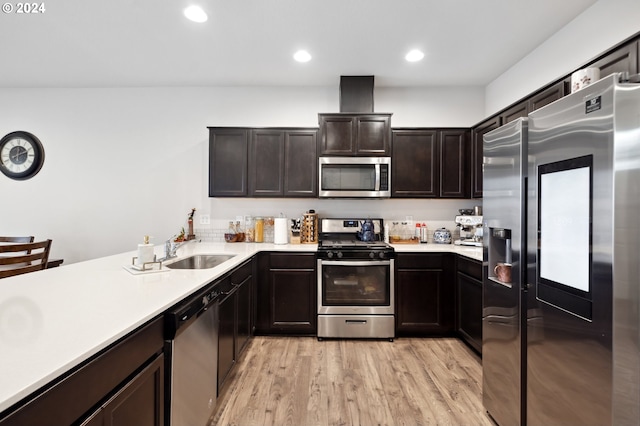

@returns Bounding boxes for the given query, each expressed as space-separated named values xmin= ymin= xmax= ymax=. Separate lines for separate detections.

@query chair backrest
xmin=0 ymin=236 xmax=35 ymax=243
xmin=0 ymin=239 xmax=52 ymax=279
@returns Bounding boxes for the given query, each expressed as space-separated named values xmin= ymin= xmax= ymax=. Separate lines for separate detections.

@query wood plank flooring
xmin=211 ymin=336 xmax=493 ymax=426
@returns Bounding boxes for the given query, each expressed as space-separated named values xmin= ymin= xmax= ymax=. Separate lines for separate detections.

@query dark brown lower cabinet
xmin=232 ymin=259 xmax=253 ymax=358
xmin=218 ymin=259 xmax=254 ymax=393
xmin=81 ymin=354 xmax=164 ymax=426
xmin=255 ymin=252 xmax=317 ymax=335
xmin=217 ymin=282 xmax=236 ymax=393
xmin=0 ymin=317 xmax=165 ymax=426
xmin=235 ymin=274 xmax=252 ymax=357
xmin=456 ymin=256 xmax=483 ymax=353
xmin=395 ymin=253 xmax=455 ymax=335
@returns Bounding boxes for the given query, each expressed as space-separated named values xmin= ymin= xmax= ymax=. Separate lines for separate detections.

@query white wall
xmin=486 ymin=0 xmax=640 ymax=115
xmin=0 ymin=86 xmax=483 ymax=264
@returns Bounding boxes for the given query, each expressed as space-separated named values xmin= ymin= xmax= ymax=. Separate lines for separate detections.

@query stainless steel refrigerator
xmin=483 ymin=73 xmax=640 ymax=426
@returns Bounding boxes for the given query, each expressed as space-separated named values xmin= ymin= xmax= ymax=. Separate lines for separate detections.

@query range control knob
xmin=327 ymin=251 xmax=334 ymax=259
xmin=336 ymin=251 xmax=343 ymax=259
xmin=369 ymin=252 xmax=375 ymax=259
xmin=379 ymin=251 xmax=386 ymax=259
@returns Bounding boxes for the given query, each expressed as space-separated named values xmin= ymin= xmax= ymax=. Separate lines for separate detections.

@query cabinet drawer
xmin=396 ymin=253 xmax=447 ymax=269
xmin=269 ymin=252 xmax=316 ymax=269
xmin=457 ymin=256 xmax=482 ymax=280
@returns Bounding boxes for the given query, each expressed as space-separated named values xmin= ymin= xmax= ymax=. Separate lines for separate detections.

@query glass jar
xmin=254 ymin=217 xmax=264 ymax=243
xmin=235 ymin=221 xmax=245 ymax=242
xmin=224 ymin=221 xmax=237 ymax=243
xmin=264 ymin=216 xmax=274 ymax=243
xmin=244 ymin=216 xmax=255 ymax=242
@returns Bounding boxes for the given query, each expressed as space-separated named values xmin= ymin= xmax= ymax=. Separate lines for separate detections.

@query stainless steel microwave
xmin=318 ymin=157 xmax=391 ymax=198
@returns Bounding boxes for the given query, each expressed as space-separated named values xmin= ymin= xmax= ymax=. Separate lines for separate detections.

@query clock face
xmin=0 ymin=131 xmax=45 ymax=180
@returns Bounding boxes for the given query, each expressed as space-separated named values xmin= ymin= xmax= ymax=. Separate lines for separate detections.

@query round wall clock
xmin=0 ymin=131 xmax=45 ymax=180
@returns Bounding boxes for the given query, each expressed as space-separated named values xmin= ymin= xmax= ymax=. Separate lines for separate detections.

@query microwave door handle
xmin=374 ymin=164 xmax=380 ymax=191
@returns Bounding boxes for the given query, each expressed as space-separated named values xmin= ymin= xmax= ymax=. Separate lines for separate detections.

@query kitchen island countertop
xmin=0 ymin=241 xmax=480 ymax=415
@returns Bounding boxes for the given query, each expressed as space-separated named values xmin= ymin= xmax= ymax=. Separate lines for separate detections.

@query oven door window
xmin=321 ymin=261 xmax=390 ymax=306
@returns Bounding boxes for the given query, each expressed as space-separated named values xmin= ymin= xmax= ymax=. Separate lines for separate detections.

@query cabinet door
xmin=284 ymin=130 xmax=317 ymax=197
xmin=356 ymin=115 xmax=391 ymax=155
xmin=396 ymin=254 xmax=455 ymax=335
xmin=255 ymin=253 xmax=317 ymax=335
xmin=81 ymin=354 xmax=164 ymax=426
xmin=500 ymin=101 xmax=529 ymax=124
xmin=590 ymin=39 xmax=639 ymax=79
xmin=249 ymin=129 xmax=284 ymax=196
xmin=318 ymin=115 xmax=356 ymax=155
xmin=528 ymin=81 xmax=567 ymax=112
xmin=471 ymin=117 xmax=501 ymax=198
xmin=218 ymin=287 xmax=237 ymax=391
xmin=101 ymin=354 xmax=164 ymax=426
xmin=439 ymin=130 xmax=469 ymax=198
xmin=269 ymin=269 xmax=316 ymax=333
xmin=235 ymin=274 xmax=252 ymax=358
xmin=391 ymin=129 xmax=438 ymax=198
xmin=208 ymin=128 xmax=248 ymax=197
xmin=457 ymin=271 xmax=483 ymax=353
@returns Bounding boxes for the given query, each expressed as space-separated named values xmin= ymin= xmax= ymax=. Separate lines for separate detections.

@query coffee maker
xmin=454 ymin=215 xmax=483 ymax=246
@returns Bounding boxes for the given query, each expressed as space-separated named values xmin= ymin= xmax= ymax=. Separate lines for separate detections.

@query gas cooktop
xmin=317 ymin=218 xmax=394 ymax=260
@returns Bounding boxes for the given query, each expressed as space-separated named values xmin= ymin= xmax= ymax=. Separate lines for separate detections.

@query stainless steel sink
xmin=165 ymin=254 xmax=235 ymax=269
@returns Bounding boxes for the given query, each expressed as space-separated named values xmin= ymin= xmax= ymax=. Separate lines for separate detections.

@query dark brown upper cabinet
xmin=249 ymin=129 xmax=285 ymax=197
xmin=471 ymin=117 xmax=501 ymax=199
xmin=500 ymin=101 xmax=528 ymax=124
xmin=249 ymin=128 xmax=318 ymax=197
xmin=209 ymin=127 xmax=317 ymax=198
xmin=391 ymin=128 xmax=469 ymax=198
xmin=528 ymin=81 xmax=567 ymax=112
xmin=439 ymin=129 xmax=470 ymax=198
xmin=391 ymin=129 xmax=438 ymax=197
xmin=284 ymin=130 xmax=318 ymax=197
xmin=209 ymin=128 xmax=249 ymax=197
xmin=318 ymin=113 xmax=391 ymax=156
xmin=590 ymin=39 xmax=638 ymax=79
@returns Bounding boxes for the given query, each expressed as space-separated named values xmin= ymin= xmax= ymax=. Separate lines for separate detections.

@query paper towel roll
xmin=274 ymin=218 xmax=288 ymax=244
xmin=136 ymin=244 xmax=155 ymax=266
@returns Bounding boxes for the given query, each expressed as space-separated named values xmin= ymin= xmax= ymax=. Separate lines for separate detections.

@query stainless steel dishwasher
xmin=165 ymin=282 xmax=221 ymax=426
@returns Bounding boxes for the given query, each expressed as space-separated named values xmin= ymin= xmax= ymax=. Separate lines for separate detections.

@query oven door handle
xmin=319 ymin=260 xmax=391 ymax=267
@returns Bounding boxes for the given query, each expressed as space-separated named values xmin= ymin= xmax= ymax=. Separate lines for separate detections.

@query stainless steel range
xmin=316 ymin=218 xmax=395 ymax=340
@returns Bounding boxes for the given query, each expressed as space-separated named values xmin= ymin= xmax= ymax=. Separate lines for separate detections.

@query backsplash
xmin=195 ymin=219 xmax=461 ymax=244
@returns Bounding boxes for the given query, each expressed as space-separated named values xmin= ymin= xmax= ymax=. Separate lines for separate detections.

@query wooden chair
xmin=0 ymin=239 xmax=52 ymax=279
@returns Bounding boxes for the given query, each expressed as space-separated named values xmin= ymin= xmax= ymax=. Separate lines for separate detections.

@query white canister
xmin=571 ymin=67 xmax=600 ymax=93
xmin=274 ymin=217 xmax=288 ymax=244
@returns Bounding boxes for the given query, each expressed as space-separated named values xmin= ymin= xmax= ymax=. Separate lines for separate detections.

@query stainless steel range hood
xmin=339 ymin=76 xmax=374 ymax=113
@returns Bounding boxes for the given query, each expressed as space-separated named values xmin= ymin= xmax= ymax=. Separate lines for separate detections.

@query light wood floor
xmin=211 ymin=336 xmax=493 ymax=426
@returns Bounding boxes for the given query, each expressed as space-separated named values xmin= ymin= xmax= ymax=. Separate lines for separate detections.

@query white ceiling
xmin=0 ymin=0 xmax=598 ymax=88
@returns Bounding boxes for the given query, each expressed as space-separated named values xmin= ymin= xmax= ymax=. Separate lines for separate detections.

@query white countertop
xmin=0 ymin=241 xmax=480 ymax=414
xmin=390 ymin=242 xmax=483 ymax=261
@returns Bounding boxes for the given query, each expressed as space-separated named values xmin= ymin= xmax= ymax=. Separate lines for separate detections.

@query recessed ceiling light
xmin=405 ymin=49 xmax=425 ymax=62
xmin=184 ymin=5 xmax=208 ymax=23
xmin=293 ymin=50 xmax=312 ymax=63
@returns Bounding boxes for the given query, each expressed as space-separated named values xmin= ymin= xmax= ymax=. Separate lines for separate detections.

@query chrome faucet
xmin=159 ymin=239 xmax=187 ymax=262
